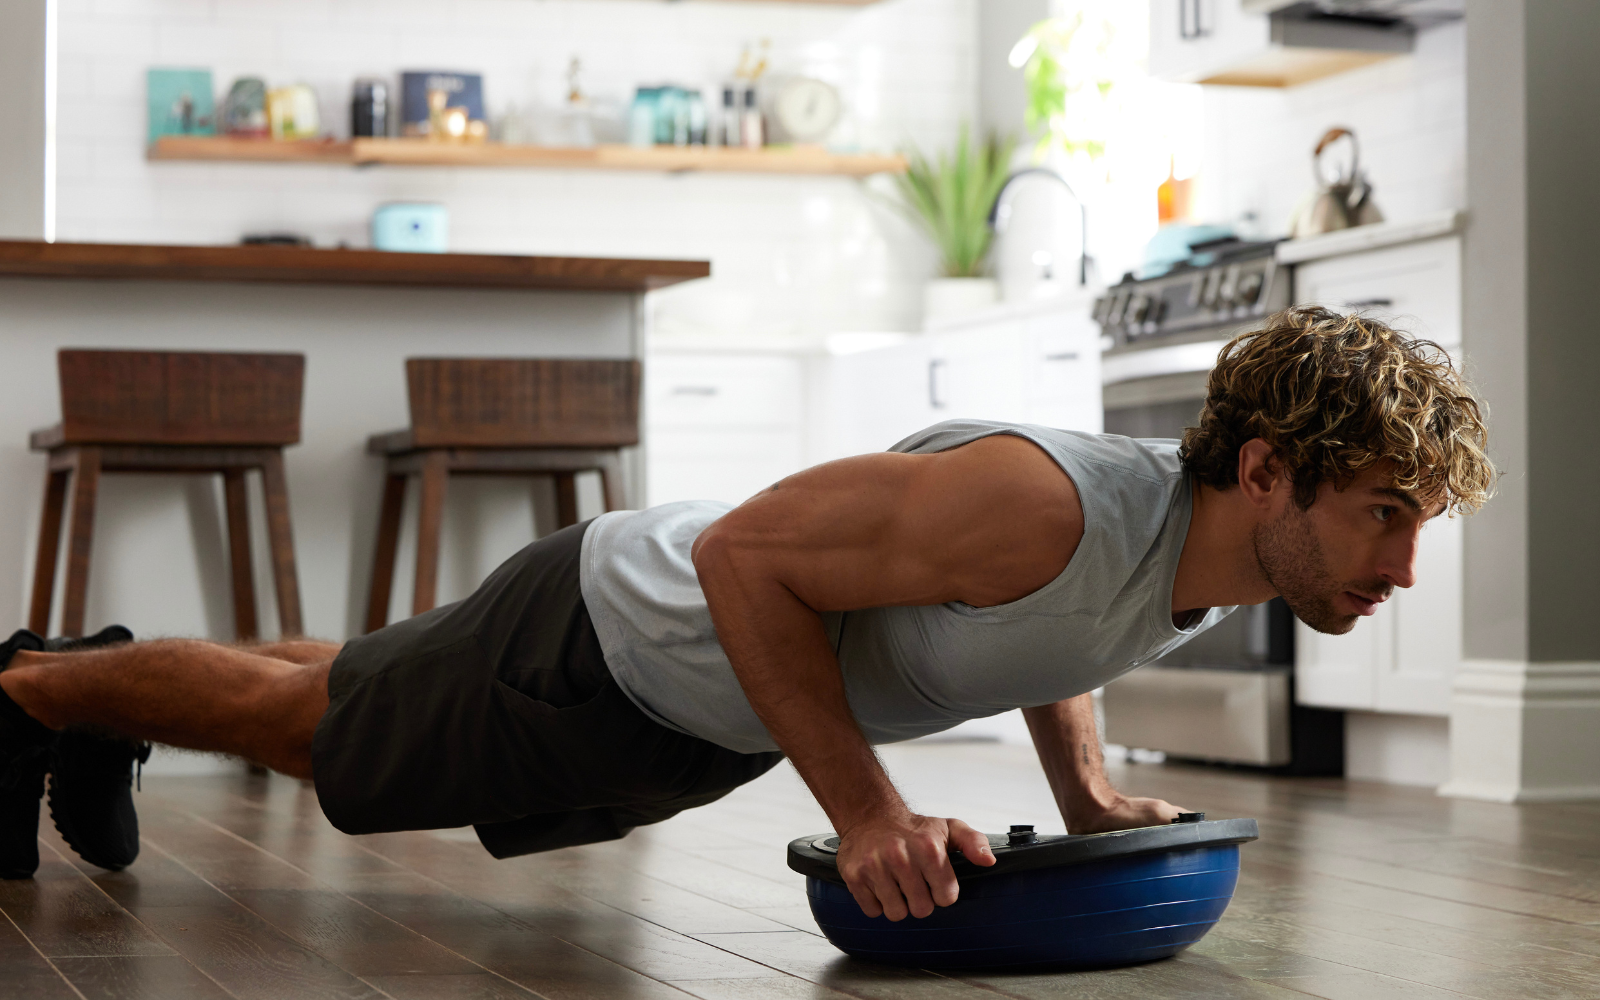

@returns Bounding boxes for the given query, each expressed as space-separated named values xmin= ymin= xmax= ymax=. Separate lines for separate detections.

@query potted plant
xmin=893 ymin=127 xmax=1017 ymax=323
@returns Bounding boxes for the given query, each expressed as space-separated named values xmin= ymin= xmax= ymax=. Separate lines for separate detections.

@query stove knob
xmin=1218 ymin=266 xmax=1241 ymax=306
xmin=1237 ymin=271 xmax=1264 ymax=305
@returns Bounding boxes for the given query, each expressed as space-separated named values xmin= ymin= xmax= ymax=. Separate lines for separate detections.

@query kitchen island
xmin=0 ymin=241 xmax=707 ymax=651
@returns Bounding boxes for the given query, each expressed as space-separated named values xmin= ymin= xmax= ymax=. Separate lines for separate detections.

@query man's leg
xmin=0 ymin=639 xmax=336 ymax=778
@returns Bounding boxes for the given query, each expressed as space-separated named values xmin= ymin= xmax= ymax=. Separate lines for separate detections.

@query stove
xmin=1093 ymin=238 xmax=1290 ymax=357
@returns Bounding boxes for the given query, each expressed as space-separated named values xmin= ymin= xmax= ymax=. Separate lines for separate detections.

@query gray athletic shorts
xmin=311 ymin=521 xmax=784 ymax=858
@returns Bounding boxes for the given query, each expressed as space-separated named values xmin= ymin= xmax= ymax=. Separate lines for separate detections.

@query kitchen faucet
xmin=987 ymin=167 xmax=1093 ymax=287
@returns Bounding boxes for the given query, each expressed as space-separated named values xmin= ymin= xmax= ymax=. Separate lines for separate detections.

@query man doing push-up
xmin=0 ymin=307 xmax=1492 ymax=922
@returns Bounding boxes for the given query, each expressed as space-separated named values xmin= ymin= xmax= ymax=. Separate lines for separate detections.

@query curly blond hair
xmin=1179 ymin=306 xmax=1493 ymax=515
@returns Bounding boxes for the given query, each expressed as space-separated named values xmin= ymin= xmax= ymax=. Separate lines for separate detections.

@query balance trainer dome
xmin=787 ymin=817 xmax=1259 ymax=970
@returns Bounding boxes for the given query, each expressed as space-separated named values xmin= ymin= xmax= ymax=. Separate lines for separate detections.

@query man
xmin=0 ymin=307 xmax=1492 ymax=922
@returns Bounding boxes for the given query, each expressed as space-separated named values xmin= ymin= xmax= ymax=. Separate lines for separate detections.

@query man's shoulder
xmin=890 ymin=420 xmax=1184 ymax=485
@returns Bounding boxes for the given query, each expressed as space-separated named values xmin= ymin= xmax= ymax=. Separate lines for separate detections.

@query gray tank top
xmin=578 ymin=419 xmax=1235 ymax=754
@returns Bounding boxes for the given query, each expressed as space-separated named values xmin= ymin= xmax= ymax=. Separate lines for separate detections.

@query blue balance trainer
xmin=787 ymin=814 xmax=1258 ymax=970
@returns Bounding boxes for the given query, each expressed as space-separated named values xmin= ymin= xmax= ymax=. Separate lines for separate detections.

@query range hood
xmin=1243 ymin=0 xmax=1463 ymax=44
xmin=1199 ymin=0 xmax=1461 ymax=88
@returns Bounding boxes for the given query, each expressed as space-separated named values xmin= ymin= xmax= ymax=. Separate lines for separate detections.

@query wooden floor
xmin=4 ymin=741 xmax=1599 ymax=1000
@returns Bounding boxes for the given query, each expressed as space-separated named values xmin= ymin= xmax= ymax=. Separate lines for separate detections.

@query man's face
xmin=1252 ymin=463 xmax=1444 ymax=635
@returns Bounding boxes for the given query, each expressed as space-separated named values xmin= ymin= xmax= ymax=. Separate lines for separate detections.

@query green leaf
xmin=892 ymin=126 xmax=1018 ymax=278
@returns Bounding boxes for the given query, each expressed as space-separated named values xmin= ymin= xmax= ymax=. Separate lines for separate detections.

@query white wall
xmin=53 ymin=0 xmax=977 ymax=339
xmin=1195 ymin=22 xmax=1465 ymax=240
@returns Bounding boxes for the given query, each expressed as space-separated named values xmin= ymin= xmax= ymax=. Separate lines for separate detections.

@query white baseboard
xmin=1442 ymin=660 xmax=1600 ymax=802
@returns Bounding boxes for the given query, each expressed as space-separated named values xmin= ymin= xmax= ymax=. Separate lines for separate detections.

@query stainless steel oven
xmin=1091 ymin=239 xmax=1342 ymax=774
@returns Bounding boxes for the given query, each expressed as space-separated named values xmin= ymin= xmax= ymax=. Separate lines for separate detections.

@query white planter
xmin=922 ymin=277 xmax=999 ymax=325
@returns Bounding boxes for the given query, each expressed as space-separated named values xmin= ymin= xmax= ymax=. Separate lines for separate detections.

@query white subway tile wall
xmin=54 ymin=0 xmax=975 ymax=338
xmin=1196 ymin=22 xmax=1465 ymax=239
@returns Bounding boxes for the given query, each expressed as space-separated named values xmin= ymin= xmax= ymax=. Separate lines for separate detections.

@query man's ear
xmin=1236 ymin=438 xmax=1284 ymax=511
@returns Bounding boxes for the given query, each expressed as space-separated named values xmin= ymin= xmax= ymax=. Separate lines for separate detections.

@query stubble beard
xmin=1252 ymin=502 xmax=1380 ymax=636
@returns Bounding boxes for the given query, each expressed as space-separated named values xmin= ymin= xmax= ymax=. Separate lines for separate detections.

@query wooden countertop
xmin=0 ymin=241 xmax=709 ymax=292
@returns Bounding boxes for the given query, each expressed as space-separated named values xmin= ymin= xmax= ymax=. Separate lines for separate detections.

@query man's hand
xmin=1069 ymin=793 xmax=1187 ymax=834
xmin=836 ymin=813 xmax=996 ymax=921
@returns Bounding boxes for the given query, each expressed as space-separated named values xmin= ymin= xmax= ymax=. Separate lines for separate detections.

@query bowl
xmin=786 ymin=816 xmax=1258 ymax=970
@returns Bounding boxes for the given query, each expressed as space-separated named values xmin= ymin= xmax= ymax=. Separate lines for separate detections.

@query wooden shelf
xmin=0 ymin=240 xmax=709 ymax=293
xmin=149 ymin=136 xmax=906 ymax=177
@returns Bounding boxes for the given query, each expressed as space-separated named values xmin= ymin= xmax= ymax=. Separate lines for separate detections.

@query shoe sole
xmin=47 ymin=772 xmax=135 ymax=872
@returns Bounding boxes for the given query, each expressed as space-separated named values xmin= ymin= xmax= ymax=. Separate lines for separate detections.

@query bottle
xmin=719 ymin=85 xmax=738 ymax=147
xmin=687 ymin=90 xmax=707 ymax=145
xmin=629 ymin=87 xmax=658 ymax=148
xmin=740 ymin=86 xmax=763 ymax=149
xmin=351 ymin=79 xmax=388 ymax=137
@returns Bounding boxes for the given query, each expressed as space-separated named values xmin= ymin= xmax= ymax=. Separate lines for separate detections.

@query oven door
xmin=1100 ymin=367 xmax=1299 ymax=766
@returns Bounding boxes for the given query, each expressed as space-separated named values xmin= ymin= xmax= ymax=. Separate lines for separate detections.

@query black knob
xmin=1007 ymin=824 xmax=1037 ymax=846
xmin=1173 ymin=812 xmax=1205 ymax=824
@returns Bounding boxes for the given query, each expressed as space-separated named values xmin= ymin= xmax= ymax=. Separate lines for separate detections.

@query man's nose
xmin=1378 ymin=529 xmax=1420 ymax=590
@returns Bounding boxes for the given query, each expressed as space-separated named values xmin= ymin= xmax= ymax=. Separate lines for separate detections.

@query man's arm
xmin=691 ymin=435 xmax=1079 ymax=922
xmin=1023 ymin=695 xmax=1187 ymax=833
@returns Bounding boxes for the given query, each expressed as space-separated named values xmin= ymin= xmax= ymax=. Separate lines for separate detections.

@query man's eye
xmin=1373 ymin=506 xmax=1394 ymax=523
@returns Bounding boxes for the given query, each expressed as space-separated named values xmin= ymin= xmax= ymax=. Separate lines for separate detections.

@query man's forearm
xmin=1022 ymin=695 xmax=1118 ymax=828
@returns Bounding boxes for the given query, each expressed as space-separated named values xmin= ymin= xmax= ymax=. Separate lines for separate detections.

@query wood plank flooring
xmin=4 ymin=741 xmax=1597 ymax=999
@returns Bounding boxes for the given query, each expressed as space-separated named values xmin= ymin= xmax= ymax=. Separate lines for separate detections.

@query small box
xmin=147 ymin=68 xmax=216 ymax=145
xmin=400 ymin=71 xmax=484 ymax=136
xmin=372 ymin=203 xmax=449 ymax=253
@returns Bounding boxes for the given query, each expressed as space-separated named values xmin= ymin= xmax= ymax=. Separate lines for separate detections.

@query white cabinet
xmin=646 ymin=299 xmax=1103 ymax=511
xmin=1291 ymin=235 xmax=1463 ymax=716
xmin=1023 ymin=314 xmax=1104 ymax=432
xmin=645 ymin=352 xmax=807 ymax=507
xmin=820 ymin=298 xmax=1103 ymax=461
xmin=1293 ymin=237 xmax=1462 ymax=348
xmin=817 ymin=337 xmax=938 ymax=459
xmin=1149 ymin=0 xmax=1270 ymax=85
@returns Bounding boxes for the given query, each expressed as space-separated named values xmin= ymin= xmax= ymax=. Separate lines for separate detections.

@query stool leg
xmin=596 ymin=451 xmax=626 ymax=513
xmin=365 ymin=471 xmax=408 ymax=634
xmin=60 ymin=446 xmax=102 ymax=640
xmin=259 ymin=451 xmax=304 ymax=638
xmin=28 ymin=463 xmax=72 ymax=635
xmin=412 ymin=451 xmax=448 ymax=617
xmin=553 ymin=471 xmax=579 ymax=528
xmin=222 ymin=469 xmax=259 ymax=642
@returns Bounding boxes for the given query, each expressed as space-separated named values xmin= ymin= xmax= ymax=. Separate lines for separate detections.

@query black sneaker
xmin=44 ymin=626 xmax=150 ymax=872
xmin=0 ymin=630 xmax=52 ymax=879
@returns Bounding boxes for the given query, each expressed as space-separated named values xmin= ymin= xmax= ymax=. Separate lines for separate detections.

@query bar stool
xmin=364 ymin=357 xmax=640 ymax=632
xmin=29 ymin=349 xmax=305 ymax=640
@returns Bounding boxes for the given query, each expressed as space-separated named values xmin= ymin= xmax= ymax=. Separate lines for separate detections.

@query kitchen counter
xmin=0 ymin=242 xmax=698 ymax=651
xmin=0 ymin=241 xmax=709 ymax=293
xmin=1276 ymin=210 xmax=1464 ymax=265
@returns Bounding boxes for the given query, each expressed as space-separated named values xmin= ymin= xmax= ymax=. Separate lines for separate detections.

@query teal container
xmin=372 ymin=203 xmax=449 ymax=253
